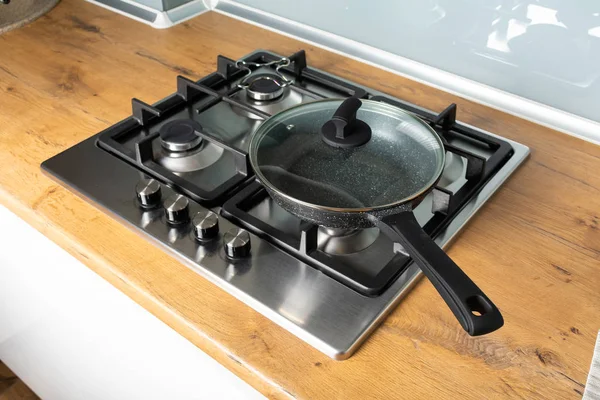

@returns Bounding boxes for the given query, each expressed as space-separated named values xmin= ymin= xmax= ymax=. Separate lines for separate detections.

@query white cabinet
xmin=0 ymin=205 xmax=265 ymax=400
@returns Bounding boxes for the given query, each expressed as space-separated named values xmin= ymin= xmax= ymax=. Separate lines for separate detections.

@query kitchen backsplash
xmin=86 ymin=0 xmax=600 ymax=143
xmin=214 ymin=0 xmax=600 ymax=143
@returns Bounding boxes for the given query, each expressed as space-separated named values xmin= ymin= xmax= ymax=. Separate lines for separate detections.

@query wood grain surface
xmin=0 ymin=361 xmax=39 ymax=400
xmin=1 ymin=1 xmax=599 ymax=398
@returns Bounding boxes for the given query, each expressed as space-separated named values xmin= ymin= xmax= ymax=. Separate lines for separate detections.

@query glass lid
xmin=249 ymin=98 xmax=445 ymax=211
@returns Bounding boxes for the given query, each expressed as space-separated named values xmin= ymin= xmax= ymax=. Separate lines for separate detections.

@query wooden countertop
xmin=1 ymin=1 xmax=599 ymax=398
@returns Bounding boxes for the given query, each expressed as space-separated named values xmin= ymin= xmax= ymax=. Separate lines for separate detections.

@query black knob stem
xmin=331 ymin=97 xmax=361 ymax=139
xmin=321 ymin=98 xmax=372 ymax=148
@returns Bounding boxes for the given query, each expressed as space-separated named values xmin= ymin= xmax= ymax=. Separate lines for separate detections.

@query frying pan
xmin=248 ymin=97 xmax=504 ymax=336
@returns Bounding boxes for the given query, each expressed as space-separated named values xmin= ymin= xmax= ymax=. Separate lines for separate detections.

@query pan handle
xmin=373 ymin=211 xmax=504 ymax=336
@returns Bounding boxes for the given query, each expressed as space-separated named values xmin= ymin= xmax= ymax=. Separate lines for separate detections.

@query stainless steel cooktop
xmin=42 ymin=50 xmax=529 ymax=359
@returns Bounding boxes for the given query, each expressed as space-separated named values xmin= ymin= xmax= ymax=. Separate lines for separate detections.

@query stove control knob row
xmin=136 ymin=179 xmax=250 ymax=257
xmin=192 ymin=210 xmax=219 ymax=241
xmin=136 ymin=178 xmax=162 ymax=208
xmin=223 ymin=228 xmax=251 ymax=258
xmin=164 ymin=194 xmax=190 ymax=224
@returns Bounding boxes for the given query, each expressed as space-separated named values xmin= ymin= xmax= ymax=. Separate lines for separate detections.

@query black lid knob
xmin=321 ymin=97 xmax=372 ymax=148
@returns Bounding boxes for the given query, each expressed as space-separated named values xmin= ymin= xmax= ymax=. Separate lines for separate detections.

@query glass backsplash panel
xmin=230 ymin=0 xmax=600 ymax=124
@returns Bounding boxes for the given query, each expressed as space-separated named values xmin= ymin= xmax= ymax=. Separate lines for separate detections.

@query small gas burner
xmin=155 ymin=119 xmax=226 ymax=174
xmin=155 ymin=140 xmax=224 ymax=174
xmin=159 ymin=119 xmax=203 ymax=152
xmin=42 ymin=50 xmax=529 ymax=359
xmin=245 ymin=74 xmax=285 ymax=101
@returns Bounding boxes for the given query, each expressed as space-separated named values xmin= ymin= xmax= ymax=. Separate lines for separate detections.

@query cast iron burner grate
xmin=95 ymin=49 xmax=514 ymax=296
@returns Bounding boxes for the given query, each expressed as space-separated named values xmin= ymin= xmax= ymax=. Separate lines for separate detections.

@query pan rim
xmin=249 ymin=98 xmax=446 ymax=214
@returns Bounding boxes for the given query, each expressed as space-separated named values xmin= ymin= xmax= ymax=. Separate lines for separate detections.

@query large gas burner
xmin=42 ymin=50 xmax=529 ymax=359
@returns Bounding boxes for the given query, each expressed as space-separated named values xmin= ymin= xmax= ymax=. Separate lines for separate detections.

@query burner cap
xmin=246 ymin=75 xmax=284 ymax=101
xmin=317 ymin=227 xmax=379 ymax=255
xmin=159 ymin=119 xmax=203 ymax=152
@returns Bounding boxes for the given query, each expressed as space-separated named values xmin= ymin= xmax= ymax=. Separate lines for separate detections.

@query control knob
xmin=192 ymin=210 xmax=219 ymax=241
xmin=223 ymin=228 xmax=251 ymax=258
xmin=164 ymin=194 xmax=189 ymax=224
xmin=136 ymin=178 xmax=161 ymax=208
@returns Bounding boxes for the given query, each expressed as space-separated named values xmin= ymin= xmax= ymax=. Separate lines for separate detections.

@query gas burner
xmin=317 ymin=227 xmax=379 ymax=255
xmin=231 ymin=88 xmax=304 ymax=120
xmin=155 ymin=142 xmax=224 ymax=174
xmin=246 ymin=74 xmax=285 ymax=101
xmin=229 ymin=69 xmax=312 ymax=121
xmin=159 ymin=119 xmax=203 ymax=152
xmin=155 ymin=119 xmax=224 ymax=174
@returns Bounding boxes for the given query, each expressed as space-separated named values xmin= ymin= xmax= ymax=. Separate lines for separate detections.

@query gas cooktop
xmin=42 ymin=50 xmax=529 ymax=359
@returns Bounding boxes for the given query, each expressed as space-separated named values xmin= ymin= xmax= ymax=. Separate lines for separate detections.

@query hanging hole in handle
xmin=466 ymin=295 xmax=493 ymax=317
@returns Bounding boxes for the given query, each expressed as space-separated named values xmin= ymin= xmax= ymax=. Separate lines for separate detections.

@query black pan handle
xmin=374 ymin=211 xmax=504 ymax=336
